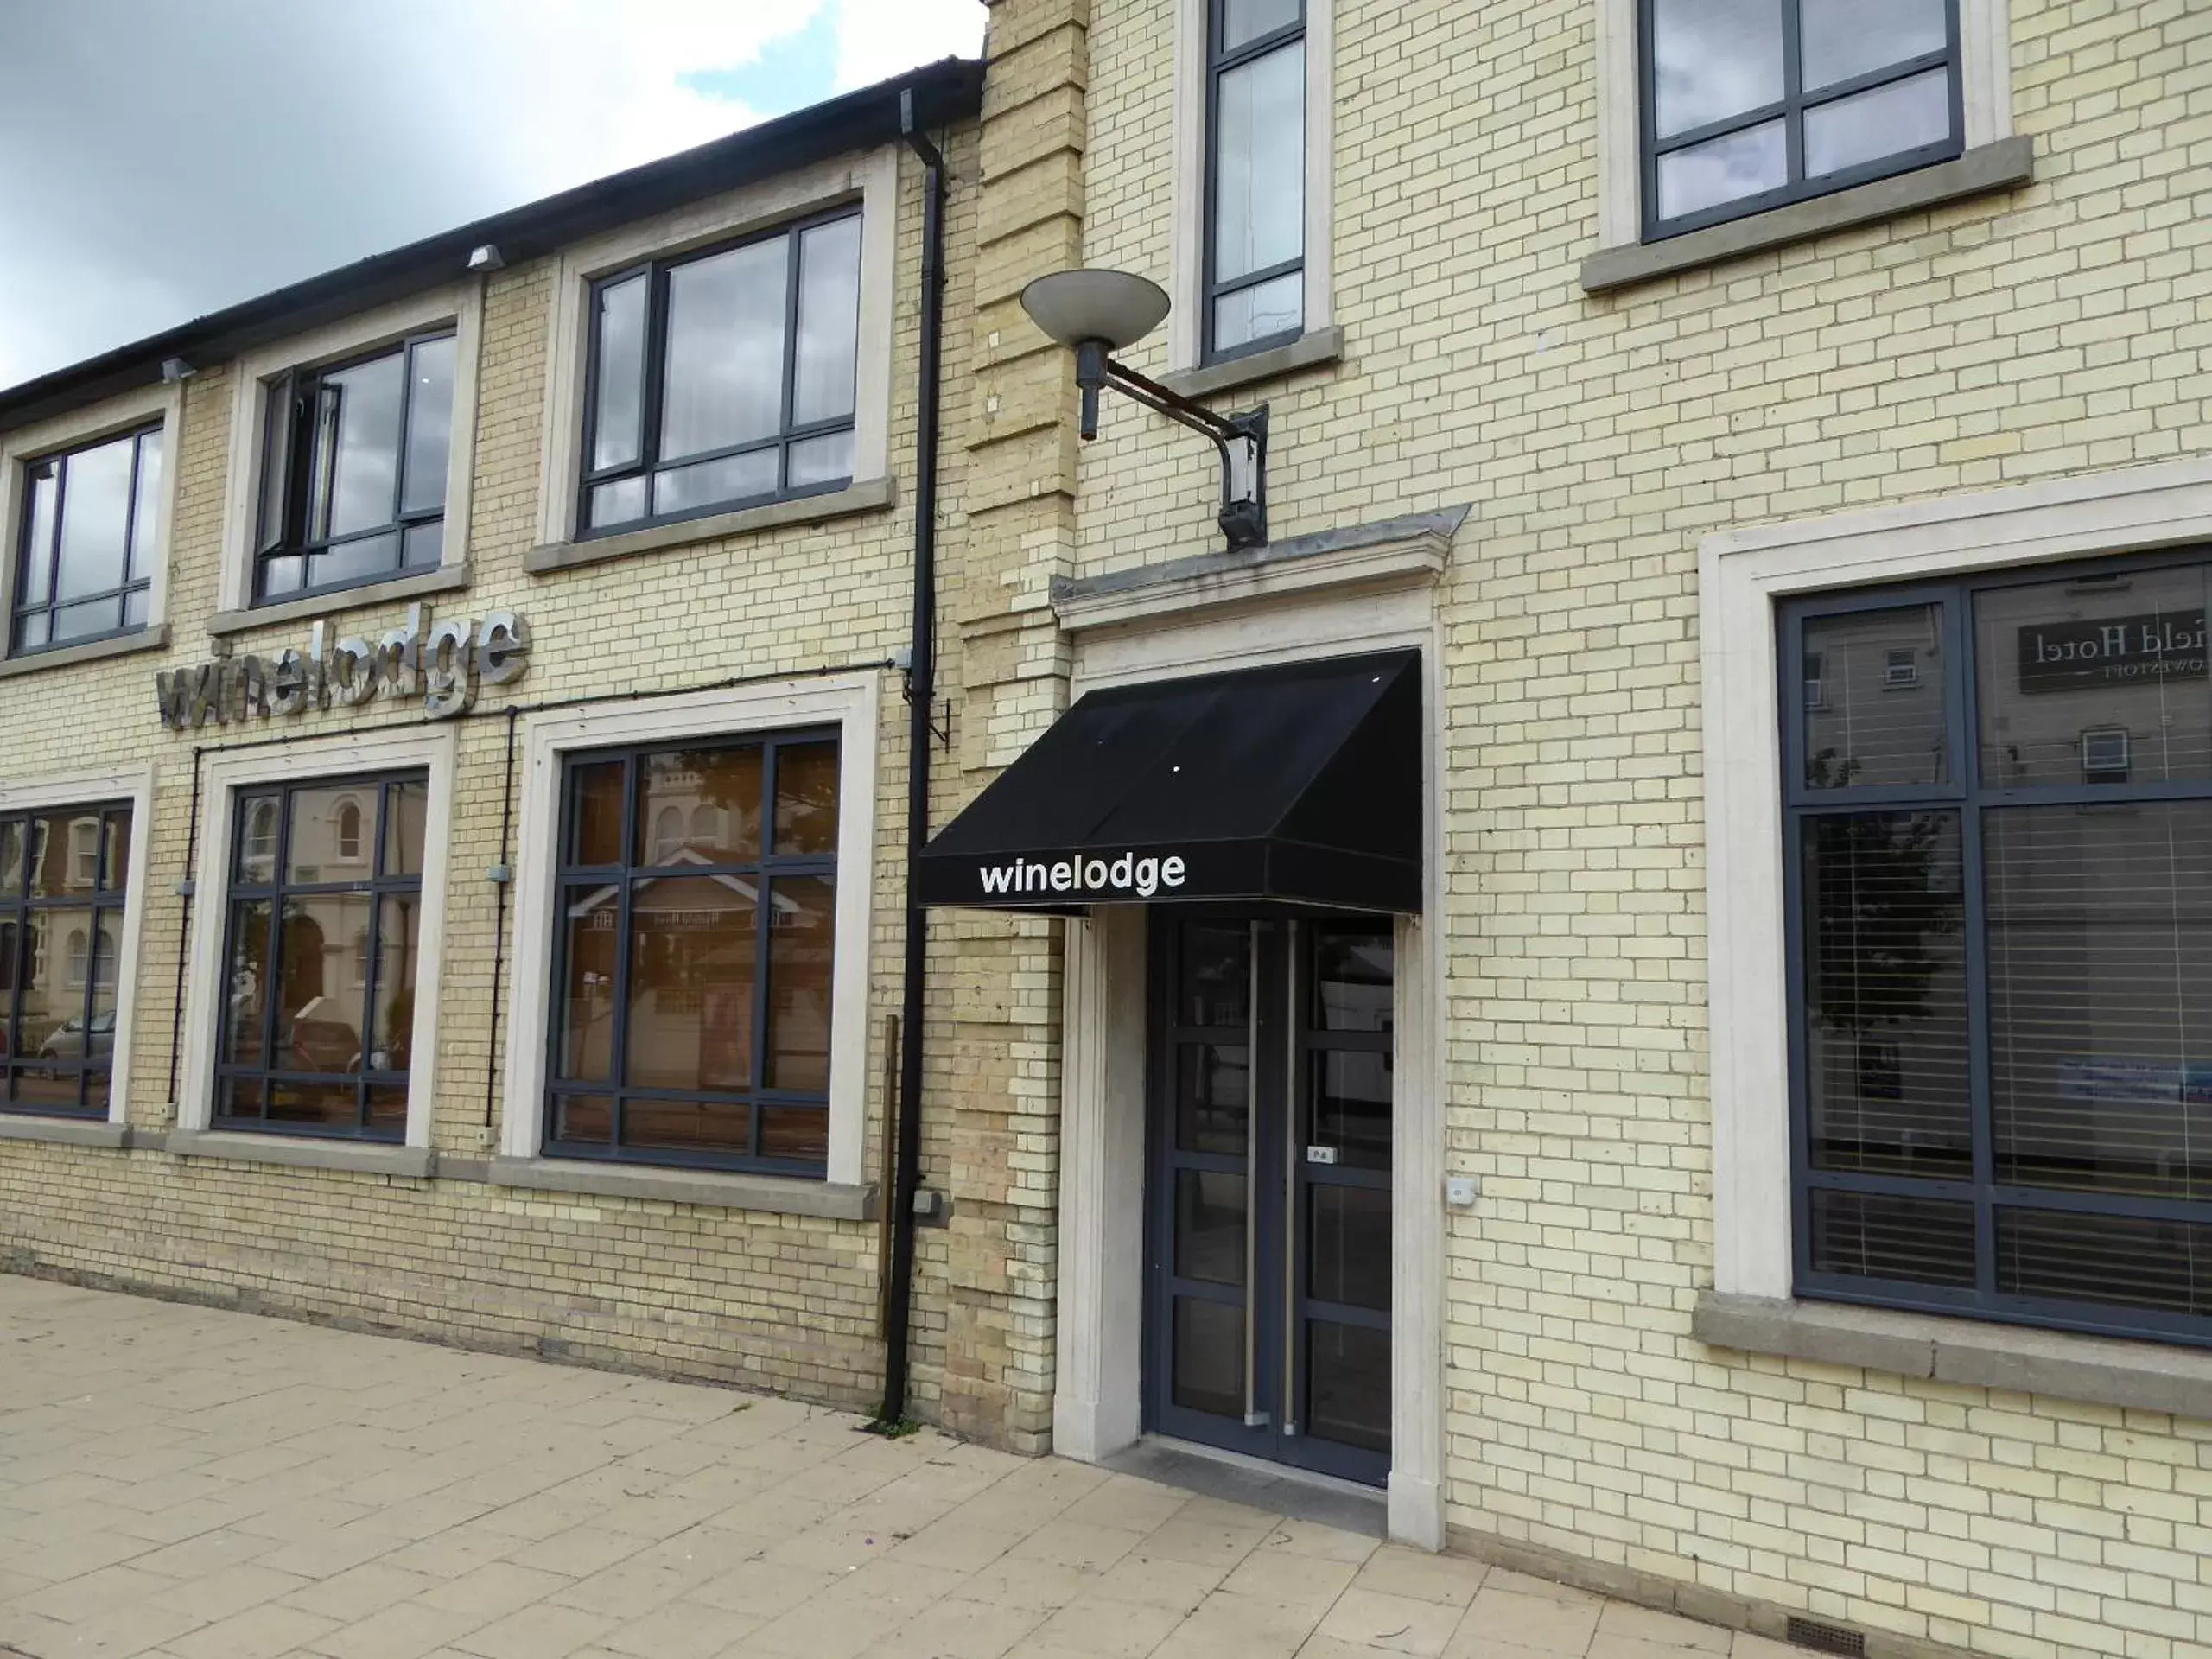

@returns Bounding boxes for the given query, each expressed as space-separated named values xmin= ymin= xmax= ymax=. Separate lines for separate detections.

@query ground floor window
xmin=0 ymin=803 xmax=130 ymax=1116
xmin=545 ymin=730 xmax=839 ymax=1174
xmin=1783 ymin=549 xmax=2212 ymax=1341
xmin=215 ymin=773 xmax=426 ymax=1139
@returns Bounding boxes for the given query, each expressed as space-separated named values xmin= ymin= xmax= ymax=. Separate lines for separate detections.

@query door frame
xmin=1050 ymin=569 xmax=1447 ymax=1549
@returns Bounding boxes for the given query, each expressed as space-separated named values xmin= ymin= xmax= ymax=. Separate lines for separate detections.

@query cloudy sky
xmin=0 ymin=0 xmax=986 ymax=390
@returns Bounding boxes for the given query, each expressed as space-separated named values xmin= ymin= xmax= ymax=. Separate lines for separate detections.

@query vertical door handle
xmin=1242 ymin=920 xmax=1268 ymax=1427
xmin=1281 ymin=918 xmax=1300 ymax=1438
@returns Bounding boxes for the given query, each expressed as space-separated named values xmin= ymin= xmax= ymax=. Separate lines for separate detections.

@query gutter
xmin=877 ymin=89 xmax=948 ymax=1430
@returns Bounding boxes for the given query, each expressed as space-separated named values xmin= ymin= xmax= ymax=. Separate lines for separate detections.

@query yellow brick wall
xmin=1073 ymin=0 xmax=2212 ymax=1653
xmin=0 ymin=128 xmax=1028 ymax=1433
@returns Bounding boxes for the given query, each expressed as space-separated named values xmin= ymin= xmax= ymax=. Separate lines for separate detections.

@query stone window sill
xmin=1580 ymin=137 xmax=2036 ymax=295
xmin=1694 ymin=1292 xmax=2212 ymax=1420
xmin=159 ymin=1128 xmax=434 ymax=1179
xmin=0 ymin=1113 xmax=128 ymax=1149
xmin=1158 ymin=326 xmax=1344 ymax=403
xmin=207 ymin=565 xmax=473 ymax=639
xmin=524 ymin=476 xmax=897 ymax=577
xmin=480 ymin=1155 xmax=875 ymax=1220
xmin=0 ymin=626 xmax=168 ymax=680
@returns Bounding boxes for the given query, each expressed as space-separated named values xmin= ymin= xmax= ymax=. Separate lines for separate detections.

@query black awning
xmin=917 ymin=650 xmax=1421 ymax=913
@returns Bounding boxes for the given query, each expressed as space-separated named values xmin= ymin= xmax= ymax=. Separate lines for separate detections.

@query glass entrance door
xmin=1146 ymin=912 xmax=1395 ymax=1486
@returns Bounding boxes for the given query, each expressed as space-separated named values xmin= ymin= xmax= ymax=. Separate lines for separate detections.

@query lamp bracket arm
xmin=1103 ymin=356 xmax=1250 ymax=448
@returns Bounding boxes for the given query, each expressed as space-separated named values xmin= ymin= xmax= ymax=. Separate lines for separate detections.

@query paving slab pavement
xmin=0 ymin=1277 xmax=1778 ymax=1659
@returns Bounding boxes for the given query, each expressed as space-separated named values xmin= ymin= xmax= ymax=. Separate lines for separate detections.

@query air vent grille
xmin=1786 ymin=1616 xmax=1866 ymax=1657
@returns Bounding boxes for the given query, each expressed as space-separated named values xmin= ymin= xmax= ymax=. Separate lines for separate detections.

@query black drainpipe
xmin=879 ymin=90 xmax=947 ymax=1427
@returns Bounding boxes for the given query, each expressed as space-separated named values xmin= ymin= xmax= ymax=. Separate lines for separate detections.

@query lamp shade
xmin=1020 ymin=269 xmax=1172 ymax=351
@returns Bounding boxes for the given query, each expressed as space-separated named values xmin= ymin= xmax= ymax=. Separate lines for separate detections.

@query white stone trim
xmin=1053 ymin=583 xmax=1447 ymax=1551
xmin=498 ymin=673 xmax=882 ymax=1188
xmin=1168 ymin=0 xmax=1335 ymax=374
xmin=533 ymin=147 xmax=900 ymax=549
xmin=1700 ymin=456 xmax=2212 ymax=1300
xmin=218 ymin=283 xmax=484 ymax=615
xmin=0 ymin=384 xmax=185 ymax=654
xmin=1592 ymin=0 xmax=2015 ymax=251
xmin=0 ymin=765 xmax=157 ymax=1127
xmin=1053 ymin=525 xmax=1450 ymax=636
xmin=177 ymin=725 xmax=460 ymax=1149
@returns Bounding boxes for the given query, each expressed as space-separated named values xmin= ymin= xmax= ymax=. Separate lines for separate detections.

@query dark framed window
xmin=216 ymin=774 xmax=427 ymax=1140
xmin=255 ymin=329 xmax=455 ymax=603
xmin=1783 ymin=549 xmax=2212 ymax=1344
xmin=1205 ymin=0 xmax=1306 ymax=363
xmin=0 ymin=803 xmax=130 ymax=1116
xmin=13 ymin=425 xmax=162 ymax=655
xmin=1642 ymin=0 xmax=1963 ymax=239
xmin=579 ymin=210 xmax=862 ymax=538
xmin=546 ymin=732 xmax=841 ymax=1175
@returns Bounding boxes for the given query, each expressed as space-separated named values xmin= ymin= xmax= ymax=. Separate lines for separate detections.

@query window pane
xmin=1998 ymin=1209 xmax=2212 ymax=1317
xmin=1175 ymin=1170 xmax=1247 ymax=1287
xmin=0 ymin=823 xmax=24 ymax=899
xmin=766 ymin=874 xmax=835 ymax=1092
xmin=1306 ymin=1322 xmax=1390 ymax=1453
xmin=261 ymin=554 xmax=305 ymax=598
xmin=26 ymin=814 xmax=76 ymax=897
xmin=383 ymin=780 xmax=426 ymax=877
xmin=1221 ymin=0 xmax=1300 ymax=51
xmin=1802 ymin=811 xmax=1969 ymax=1177
xmin=52 ymin=599 xmax=119 ymax=643
xmin=1808 ymin=1187 xmax=1975 ymax=1287
xmin=236 ymin=798 xmax=280 ymax=885
xmin=1213 ymin=41 xmax=1305 ymax=287
xmin=19 ymin=907 xmax=91 ymax=1061
xmin=1987 ymin=803 xmax=2212 ymax=1199
xmin=1310 ymin=1049 xmax=1391 ymax=1171
xmin=624 ymin=1098 xmax=752 ymax=1154
xmin=1214 ymin=271 xmax=1304 ymax=356
xmin=285 ymin=787 xmax=357 ymax=883
xmin=626 ymin=875 xmax=756 ymax=1092
xmin=792 ymin=216 xmax=862 ymax=426
xmin=1172 ymin=1298 xmax=1243 ymax=1415
xmin=1651 ymin=0 xmax=1783 ymax=137
xmin=759 ymin=1106 xmax=827 ymax=1164
xmin=399 ymin=334 xmax=455 ymax=516
xmin=1656 ymin=119 xmax=1787 ymax=221
xmin=123 ymin=588 xmax=150 ymax=628
xmin=556 ymin=886 xmax=620 ymax=1083
xmin=1801 ymin=0 xmax=1948 ymax=92
xmin=652 ymin=449 xmax=778 ymax=518
xmin=366 ymin=1086 xmax=407 ymax=1135
xmin=1310 ymin=1185 xmax=1389 ymax=1310
xmin=54 ymin=435 xmax=134 ymax=601
xmin=223 ymin=900 xmax=271 ymax=1071
xmin=315 ymin=351 xmax=406 ymax=539
xmin=258 ymin=377 xmax=293 ymax=553
xmin=554 ymin=1094 xmax=613 ymax=1144
xmin=403 ymin=521 xmax=443 ymax=570
xmin=1975 ymin=564 xmax=2209 ymax=788
xmin=772 ymin=741 xmax=839 ymax=856
xmin=1312 ymin=925 xmax=1391 ymax=1031
xmin=1802 ymin=606 xmax=1948 ymax=789
xmin=588 ymin=477 xmax=648 ymax=531
xmin=306 ymin=530 xmax=402 ymax=593
xmin=101 ymin=810 xmax=130 ymax=893
xmin=787 ymin=430 xmax=855 ymax=491
xmin=1179 ymin=923 xmax=1249 ymax=1027
xmin=1178 ymin=1044 xmax=1249 ymax=1155
xmin=567 ymin=760 xmax=626 ymax=867
xmin=661 ymin=238 xmax=789 ymax=461
xmin=19 ymin=466 xmax=59 ymax=607
xmin=591 ymin=275 xmax=648 ymax=472
xmin=268 ymin=1079 xmax=358 ymax=1128
xmin=643 ymin=747 xmax=762 ymax=864
xmin=1804 ymin=68 xmax=1953 ymax=179
xmin=128 ymin=429 xmax=164 ymax=580
xmin=277 ymin=895 xmax=367 ymax=1072
xmin=369 ymin=893 xmax=418 ymax=1071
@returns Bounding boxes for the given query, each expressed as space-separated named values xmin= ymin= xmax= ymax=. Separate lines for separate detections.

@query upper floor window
xmin=1643 ymin=0 xmax=1962 ymax=238
xmin=1205 ymin=0 xmax=1306 ymax=361
xmin=13 ymin=425 xmax=162 ymax=654
xmin=580 ymin=211 xmax=862 ymax=537
xmin=255 ymin=330 xmax=455 ymax=603
xmin=1783 ymin=552 xmax=2212 ymax=1344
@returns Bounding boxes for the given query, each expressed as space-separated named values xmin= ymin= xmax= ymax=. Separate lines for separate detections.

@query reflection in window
xmin=12 ymin=424 xmax=162 ymax=654
xmin=1206 ymin=0 xmax=1306 ymax=359
xmin=580 ymin=213 xmax=861 ymax=537
xmin=1643 ymin=0 xmax=1961 ymax=238
xmin=547 ymin=733 xmax=840 ymax=1173
xmin=255 ymin=330 xmax=454 ymax=602
xmin=0 ymin=802 xmax=130 ymax=1116
xmin=217 ymin=775 xmax=426 ymax=1139
xmin=1801 ymin=605 xmax=1947 ymax=789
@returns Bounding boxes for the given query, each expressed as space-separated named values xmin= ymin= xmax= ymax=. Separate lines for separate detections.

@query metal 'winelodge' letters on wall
xmin=154 ymin=603 xmax=530 ymax=729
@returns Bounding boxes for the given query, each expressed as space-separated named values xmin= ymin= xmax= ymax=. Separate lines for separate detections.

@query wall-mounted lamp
xmin=467 ymin=244 xmax=505 ymax=272
xmin=1020 ymin=269 xmax=1268 ymax=552
xmin=159 ymin=356 xmax=194 ymax=384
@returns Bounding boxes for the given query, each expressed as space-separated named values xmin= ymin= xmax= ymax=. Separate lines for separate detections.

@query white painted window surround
xmin=0 ymin=766 xmax=156 ymax=1127
xmin=1700 ymin=456 xmax=2212 ymax=1302
xmin=533 ymin=148 xmax=900 ymax=550
xmin=218 ymin=283 xmax=485 ymax=615
xmin=1168 ymin=0 xmax=1335 ymax=375
xmin=1592 ymin=0 xmax=2016 ymax=249
xmin=0 ymin=385 xmax=184 ymax=650
xmin=497 ymin=675 xmax=882 ymax=1189
xmin=177 ymin=725 xmax=460 ymax=1148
